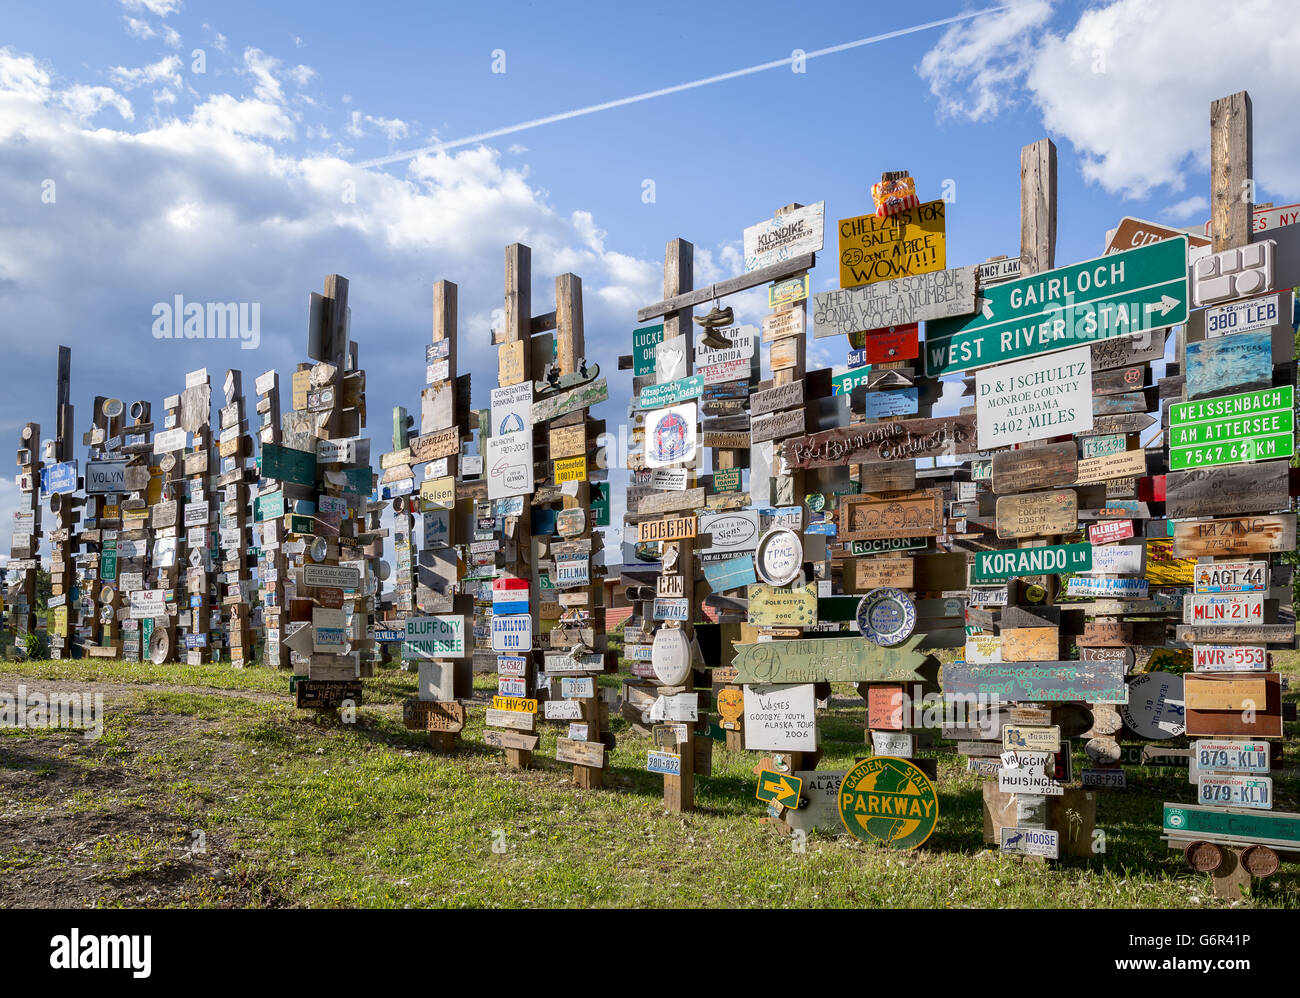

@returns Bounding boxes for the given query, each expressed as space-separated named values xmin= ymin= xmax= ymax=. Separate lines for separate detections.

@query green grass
xmin=0 ymin=654 xmax=1297 ymax=908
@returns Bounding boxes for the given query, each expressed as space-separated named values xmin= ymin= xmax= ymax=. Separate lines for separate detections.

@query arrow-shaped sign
xmin=755 ymin=769 xmax=803 ymax=808
xmin=732 ymin=634 xmax=929 ymax=684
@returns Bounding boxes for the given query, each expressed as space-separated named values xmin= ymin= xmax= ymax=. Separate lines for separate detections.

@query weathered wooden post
xmin=46 ymin=346 xmax=77 ymax=659
xmin=1161 ymin=91 xmax=1299 ymax=898
xmin=483 ymin=244 xmax=541 ymax=766
xmin=253 ymin=369 xmax=286 ymax=667
xmin=218 ymin=371 xmax=255 ymax=667
xmin=8 ymin=421 xmax=42 ymax=657
xmin=545 ymin=271 xmax=612 ymax=786
xmin=399 ymin=279 xmax=473 ymax=752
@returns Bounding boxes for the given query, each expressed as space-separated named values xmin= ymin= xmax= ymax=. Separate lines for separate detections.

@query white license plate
xmin=1198 ymin=775 xmax=1272 ymax=809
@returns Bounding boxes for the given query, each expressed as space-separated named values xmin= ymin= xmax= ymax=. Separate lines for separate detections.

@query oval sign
xmin=651 ymin=626 xmax=691 ymax=686
xmin=755 ymin=527 xmax=802 ymax=587
xmin=102 ymin=398 xmax=124 ymax=418
xmin=856 ymin=588 xmax=916 ymax=646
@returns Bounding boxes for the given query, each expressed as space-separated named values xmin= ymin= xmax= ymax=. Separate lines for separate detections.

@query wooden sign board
xmin=813 ymin=265 xmax=978 ymax=338
xmin=838 ymin=490 xmax=942 ymax=541
xmin=785 ymin=415 xmax=976 ymax=469
xmin=548 ymin=423 xmax=588 ymax=460
xmin=636 ymin=515 xmax=696 ymax=543
xmin=859 ymin=461 xmax=916 ymax=493
xmin=853 ymin=557 xmax=914 ymax=590
xmin=1074 ymin=448 xmax=1146 ymax=485
xmin=402 ymin=699 xmax=467 ymax=733
xmin=731 ymin=635 xmax=926 ymax=684
xmin=751 ymin=408 xmax=805 ymax=444
xmin=483 ymin=729 xmax=540 ymax=751
xmin=1172 ymin=515 xmax=1295 ymax=557
xmin=991 ymin=442 xmax=1076 ymax=495
xmin=498 ymin=340 xmax=525 ymax=387
xmin=485 ymin=707 xmax=536 ymax=732
xmin=1002 ymin=627 xmax=1059 ymax=663
xmin=994 ymin=491 xmax=1077 ymax=539
xmin=750 ymin=381 xmax=804 ymax=417
xmin=746 ymin=584 xmax=817 ymax=627
xmin=943 ymin=661 xmax=1127 ymax=704
xmin=1184 ymin=673 xmax=1282 ymax=738
xmin=556 ymin=737 xmax=606 ymax=769
xmin=1165 ymin=462 xmax=1290 ymax=519
xmin=761 ymin=307 xmax=805 ymax=342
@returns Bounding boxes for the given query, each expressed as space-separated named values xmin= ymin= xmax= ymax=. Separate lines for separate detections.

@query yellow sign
xmin=147 ymin=466 xmax=163 ymax=506
xmin=553 ymin=455 xmax=587 ymax=485
xmin=419 ymin=475 xmax=456 ymax=509
xmin=746 ymin=584 xmax=818 ymax=627
xmin=838 ymin=199 xmax=946 ymax=289
xmin=51 ymin=605 xmax=69 ymax=636
xmin=1145 ymin=539 xmax=1195 ymax=585
xmin=491 ymin=695 xmax=538 ymax=713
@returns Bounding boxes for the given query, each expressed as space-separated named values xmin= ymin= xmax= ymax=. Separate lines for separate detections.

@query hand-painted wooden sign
xmin=1172 ymin=514 xmax=1295 ymax=557
xmin=701 ymin=554 xmax=758 ymax=593
xmin=746 ymin=584 xmax=818 ymax=627
xmin=1186 ymin=329 xmax=1273 ymax=399
xmin=1163 ymin=803 xmax=1300 ymax=850
xmin=813 ymin=266 xmax=978 ymax=338
xmin=1074 ymin=448 xmax=1146 ymax=486
xmin=785 ymin=415 xmax=975 ymax=469
xmin=976 ymin=345 xmax=1094 ymax=450
xmin=732 ymin=634 xmax=926 ymax=684
xmin=1165 ymin=461 xmax=1289 ymax=519
xmin=991 ymin=441 xmax=1076 ymax=495
xmin=744 ymin=201 xmax=825 ymax=272
xmin=637 ymin=515 xmax=697 ymax=543
xmin=743 ymin=682 xmax=817 ymax=751
xmin=838 ymin=199 xmax=946 ymax=288
xmin=995 ymin=491 xmax=1078 ymax=539
xmin=769 ymin=274 xmax=810 ymax=308
xmin=925 ymin=237 xmax=1188 ymax=376
xmin=942 ymin=661 xmax=1127 ymax=704
xmin=761 ymin=307 xmax=805 ymax=342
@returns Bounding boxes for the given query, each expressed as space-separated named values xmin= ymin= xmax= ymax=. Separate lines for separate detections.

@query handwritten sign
xmin=744 ymin=201 xmax=825 ymax=272
xmin=743 ymin=683 xmax=817 ymax=751
xmin=813 ymin=266 xmax=978 ymax=338
xmin=838 ymin=199 xmax=946 ymax=288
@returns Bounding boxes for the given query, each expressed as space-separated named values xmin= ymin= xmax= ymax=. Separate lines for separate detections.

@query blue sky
xmin=3 ymin=0 xmax=1300 ymax=558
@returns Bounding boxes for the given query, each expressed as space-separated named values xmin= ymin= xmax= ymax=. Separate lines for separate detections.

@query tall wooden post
xmin=661 ymin=238 xmax=697 ymax=812
xmin=1210 ymin=92 xmax=1253 ymax=253
xmin=486 ymin=243 xmax=538 ymax=769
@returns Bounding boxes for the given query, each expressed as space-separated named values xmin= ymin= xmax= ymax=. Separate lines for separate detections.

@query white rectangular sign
xmin=489 ymin=382 xmax=533 ymax=437
xmin=976 ymin=344 xmax=1093 ymax=450
xmin=491 ymin=613 xmax=533 ymax=652
xmin=486 ymin=432 xmax=534 ymax=499
xmin=743 ymin=683 xmax=817 ymax=752
xmin=743 ymin=201 xmax=825 ymax=272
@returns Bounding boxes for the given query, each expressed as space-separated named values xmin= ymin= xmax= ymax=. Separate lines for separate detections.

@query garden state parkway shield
xmin=838 ymin=756 xmax=938 ymax=850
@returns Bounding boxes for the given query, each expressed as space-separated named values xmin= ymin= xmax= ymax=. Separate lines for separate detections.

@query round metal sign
xmin=102 ymin=398 xmax=124 ymax=418
xmin=148 ymin=626 xmax=170 ymax=665
xmin=377 ymin=560 xmax=391 ymax=581
xmin=651 ymin=626 xmax=691 ymax=686
xmin=838 ymin=756 xmax=938 ymax=851
xmin=1120 ymin=673 xmax=1185 ymax=740
xmin=755 ymin=527 xmax=802 ymax=587
xmin=309 ymin=537 xmax=328 ymax=562
xmin=1240 ymin=844 xmax=1280 ymax=878
xmin=855 ymin=588 xmax=916 ymax=646
xmin=1184 ymin=840 xmax=1223 ymax=873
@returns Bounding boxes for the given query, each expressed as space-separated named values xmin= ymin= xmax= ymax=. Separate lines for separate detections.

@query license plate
xmin=1194 ymin=740 xmax=1269 ymax=773
xmin=1197 ymin=774 xmax=1272 ymax=809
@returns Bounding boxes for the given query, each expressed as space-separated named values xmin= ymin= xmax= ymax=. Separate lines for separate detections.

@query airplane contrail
xmin=354 ymin=6 xmax=1010 ymax=169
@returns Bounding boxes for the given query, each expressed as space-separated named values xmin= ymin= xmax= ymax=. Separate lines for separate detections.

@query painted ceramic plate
xmin=856 ymin=587 xmax=917 ymax=646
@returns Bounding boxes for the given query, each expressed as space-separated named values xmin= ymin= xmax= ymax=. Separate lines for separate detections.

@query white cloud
xmin=346 ymin=110 xmax=410 ymax=141
xmin=189 ymin=94 xmax=295 ymax=139
xmin=1164 ymin=195 xmax=1209 ymax=221
xmin=920 ymin=0 xmax=1300 ymax=201
xmin=0 ymin=41 xmax=662 ymax=539
xmin=919 ymin=0 xmax=1051 ymax=121
xmin=242 ymin=47 xmax=285 ymax=104
xmin=110 ymin=55 xmax=183 ymax=91
xmin=120 ymin=0 xmax=181 ymax=16
xmin=60 ymin=85 xmax=134 ymax=122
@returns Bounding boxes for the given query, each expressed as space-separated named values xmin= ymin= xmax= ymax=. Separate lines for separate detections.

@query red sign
xmin=867 ymin=684 xmax=905 ymax=730
xmin=862 ymin=325 xmax=919 ymax=363
xmin=1089 ymin=519 xmax=1134 ymax=545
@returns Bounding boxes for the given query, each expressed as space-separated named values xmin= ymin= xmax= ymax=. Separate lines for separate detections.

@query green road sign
xmin=1164 ymin=802 xmax=1300 ymax=848
xmin=973 ymin=543 xmax=1092 ymax=582
xmin=831 ymin=367 xmax=873 ymax=396
xmin=260 ymin=442 xmax=318 ymax=488
xmin=633 ymin=323 xmax=664 ymax=378
xmin=756 ymin=769 xmax=802 ymax=808
xmin=838 ymin=756 xmax=938 ymax=850
xmin=1169 ymin=385 xmax=1294 ymax=470
xmin=925 ymin=236 xmax=1188 ymax=376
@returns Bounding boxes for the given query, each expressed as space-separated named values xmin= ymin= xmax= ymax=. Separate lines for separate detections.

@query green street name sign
xmin=973 ymin=543 xmax=1092 ymax=582
xmin=925 ymin=237 xmax=1188 ymax=376
xmin=638 ymin=374 xmax=704 ymax=410
xmin=1169 ymin=385 xmax=1294 ymax=470
xmin=633 ymin=323 xmax=664 ymax=378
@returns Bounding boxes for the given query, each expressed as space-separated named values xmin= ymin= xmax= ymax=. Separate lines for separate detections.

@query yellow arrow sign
xmin=755 ymin=769 xmax=803 ymax=808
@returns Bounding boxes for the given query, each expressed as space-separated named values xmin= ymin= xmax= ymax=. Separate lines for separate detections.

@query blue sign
xmin=861 ymin=386 xmax=919 ymax=419
xmin=701 ymin=554 xmax=757 ymax=594
xmin=41 ymin=460 xmax=78 ymax=496
xmin=372 ymin=629 xmax=404 ymax=643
